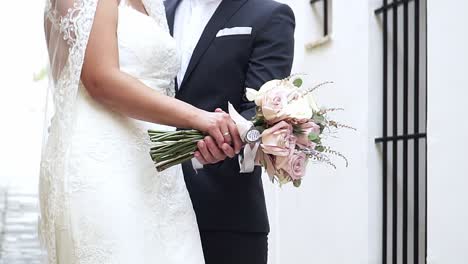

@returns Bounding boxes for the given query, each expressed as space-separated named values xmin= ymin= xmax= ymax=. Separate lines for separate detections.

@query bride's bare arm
xmin=81 ymin=0 xmax=241 ymax=150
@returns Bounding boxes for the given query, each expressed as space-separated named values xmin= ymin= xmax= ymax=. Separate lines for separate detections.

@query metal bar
xmin=375 ymin=133 xmax=426 ymax=144
xmin=324 ymin=0 xmax=328 ymax=36
xmin=392 ymin=0 xmax=399 ymax=263
xmin=402 ymin=1 xmax=409 ymax=263
xmin=424 ymin=1 xmax=428 ymax=262
xmin=382 ymin=0 xmax=389 ymax=263
xmin=310 ymin=0 xmax=328 ymax=37
xmin=414 ymin=0 xmax=420 ymax=263
xmin=375 ymin=0 xmax=414 ymax=15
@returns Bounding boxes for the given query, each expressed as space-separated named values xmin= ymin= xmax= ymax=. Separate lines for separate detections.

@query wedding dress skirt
xmin=39 ymin=1 xmax=205 ymax=263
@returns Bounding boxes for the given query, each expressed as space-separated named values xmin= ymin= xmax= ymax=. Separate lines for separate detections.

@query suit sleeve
xmin=239 ymin=4 xmax=296 ymax=119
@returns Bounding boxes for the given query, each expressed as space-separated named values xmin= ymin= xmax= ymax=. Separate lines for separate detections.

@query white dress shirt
xmin=174 ymin=0 xmax=222 ymax=170
xmin=173 ymin=0 xmax=222 ymax=87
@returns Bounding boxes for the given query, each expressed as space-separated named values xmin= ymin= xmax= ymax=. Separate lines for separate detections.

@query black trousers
xmin=200 ymin=231 xmax=268 ymax=264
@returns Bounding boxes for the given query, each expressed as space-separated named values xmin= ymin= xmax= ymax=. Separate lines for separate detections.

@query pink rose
xmin=255 ymin=151 xmax=276 ymax=181
xmin=276 ymin=152 xmax=308 ymax=180
xmin=261 ymin=87 xmax=290 ymax=122
xmin=296 ymin=121 xmax=321 ymax=148
xmin=261 ymin=121 xmax=296 ymax=157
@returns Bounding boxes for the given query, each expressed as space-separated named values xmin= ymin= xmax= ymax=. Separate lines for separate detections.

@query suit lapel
xmin=179 ymin=0 xmax=248 ymax=91
xmin=165 ymin=0 xmax=182 ymax=36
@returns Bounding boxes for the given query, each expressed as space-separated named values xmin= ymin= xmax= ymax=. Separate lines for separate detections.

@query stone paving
xmin=0 ymin=187 xmax=45 ymax=264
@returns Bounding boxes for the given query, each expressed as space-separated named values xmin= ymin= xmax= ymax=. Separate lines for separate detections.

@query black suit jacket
xmin=165 ymin=0 xmax=295 ymax=233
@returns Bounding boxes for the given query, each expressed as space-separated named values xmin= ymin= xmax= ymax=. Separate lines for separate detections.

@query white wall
xmin=427 ymin=2 xmax=468 ymax=264
xmin=367 ymin=0 xmax=385 ymax=263
xmin=265 ymin=1 xmax=378 ymax=263
xmin=0 ymin=1 xmax=48 ymax=189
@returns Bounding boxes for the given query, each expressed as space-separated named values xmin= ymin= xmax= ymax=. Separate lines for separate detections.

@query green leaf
xmin=315 ymin=145 xmax=325 ymax=152
xmin=312 ymin=114 xmax=326 ymax=124
xmin=319 ymin=124 xmax=326 ymax=133
xmin=293 ymin=78 xmax=303 ymax=88
xmin=293 ymin=179 xmax=302 ymax=187
xmin=308 ymin=133 xmax=319 ymax=141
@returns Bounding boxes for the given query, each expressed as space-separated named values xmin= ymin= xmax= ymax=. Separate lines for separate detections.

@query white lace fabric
xmin=41 ymin=0 xmax=203 ymax=263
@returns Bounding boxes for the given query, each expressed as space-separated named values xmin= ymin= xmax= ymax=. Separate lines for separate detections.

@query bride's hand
xmin=193 ymin=110 xmax=242 ymax=154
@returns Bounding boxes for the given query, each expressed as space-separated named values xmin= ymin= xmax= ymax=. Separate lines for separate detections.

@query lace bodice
xmin=118 ymin=0 xmax=180 ymax=97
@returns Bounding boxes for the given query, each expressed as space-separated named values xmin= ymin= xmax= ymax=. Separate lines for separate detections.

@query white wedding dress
xmin=39 ymin=0 xmax=205 ymax=263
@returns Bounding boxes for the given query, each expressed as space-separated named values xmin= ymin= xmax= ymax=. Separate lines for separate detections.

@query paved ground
xmin=0 ymin=187 xmax=45 ymax=264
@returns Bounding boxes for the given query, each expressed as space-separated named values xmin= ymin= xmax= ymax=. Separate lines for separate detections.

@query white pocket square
xmin=216 ymin=27 xmax=252 ymax=37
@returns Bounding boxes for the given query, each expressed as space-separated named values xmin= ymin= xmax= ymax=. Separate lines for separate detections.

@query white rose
xmin=283 ymin=97 xmax=314 ymax=120
xmin=246 ymin=80 xmax=292 ymax=106
xmin=246 ymin=77 xmax=320 ymax=120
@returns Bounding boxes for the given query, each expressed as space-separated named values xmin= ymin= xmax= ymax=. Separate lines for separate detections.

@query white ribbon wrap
xmin=239 ymin=143 xmax=260 ymax=173
xmin=228 ymin=102 xmax=254 ymax=140
xmin=228 ymin=102 xmax=259 ymax=173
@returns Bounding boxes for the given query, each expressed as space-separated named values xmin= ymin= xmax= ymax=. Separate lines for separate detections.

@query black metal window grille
xmin=375 ymin=1 xmax=427 ymax=264
xmin=310 ymin=0 xmax=329 ymax=37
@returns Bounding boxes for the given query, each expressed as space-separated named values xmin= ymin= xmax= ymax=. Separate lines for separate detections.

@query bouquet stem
xmin=148 ymin=130 xmax=204 ymax=172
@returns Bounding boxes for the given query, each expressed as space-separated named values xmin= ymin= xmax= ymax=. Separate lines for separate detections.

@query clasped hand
xmin=195 ymin=108 xmax=243 ymax=165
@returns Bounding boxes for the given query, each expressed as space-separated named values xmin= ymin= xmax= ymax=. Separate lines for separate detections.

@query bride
xmin=40 ymin=0 xmax=241 ymax=263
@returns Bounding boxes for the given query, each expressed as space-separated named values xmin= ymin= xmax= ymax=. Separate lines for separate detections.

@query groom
xmin=165 ymin=0 xmax=295 ymax=263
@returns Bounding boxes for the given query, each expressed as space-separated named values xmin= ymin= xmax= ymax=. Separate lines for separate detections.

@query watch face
xmin=245 ymin=128 xmax=261 ymax=143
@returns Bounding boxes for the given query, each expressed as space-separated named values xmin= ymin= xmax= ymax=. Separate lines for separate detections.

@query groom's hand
xmin=194 ymin=108 xmax=243 ymax=165
xmin=195 ymin=136 xmax=235 ymax=165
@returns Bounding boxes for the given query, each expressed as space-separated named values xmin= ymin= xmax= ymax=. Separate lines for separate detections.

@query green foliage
xmin=292 ymin=78 xmax=303 ymax=88
xmin=312 ymin=113 xmax=326 ymax=125
xmin=315 ymin=145 xmax=325 ymax=152
xmin=293 ymin=179 xmax=302 ymax=187
xmin=292 ymin=125 xmax=305 ymax=135
xmin=308 ymin=132 xmax=319 ymax=141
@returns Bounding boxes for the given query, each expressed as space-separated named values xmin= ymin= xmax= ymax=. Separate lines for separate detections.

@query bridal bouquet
xmin=148 ymin=75 xmax=353 ymax=187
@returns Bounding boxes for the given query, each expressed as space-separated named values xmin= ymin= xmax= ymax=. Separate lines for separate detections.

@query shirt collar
xmin=191 ymin=0 xmax=222 ymax=6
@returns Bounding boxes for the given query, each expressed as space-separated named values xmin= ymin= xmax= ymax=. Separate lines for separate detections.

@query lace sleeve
xmin=40 ymin=1 xmax=99 ymax=263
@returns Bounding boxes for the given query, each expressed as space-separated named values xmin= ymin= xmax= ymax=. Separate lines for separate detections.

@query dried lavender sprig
xmin=301 ymin=147 xmax=337 ymax=169
xmin=318 ymin=108 xmax=345 ymax=115
xmin=312 ymin=153 xmax=337 ymax=169
xmin=292 ymin=81 xmax=334 ymax=100
xmin=323 ymin=147 xmax=349 ymax=167
xmin=327 ymin=120 xmax=357 ymax=131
